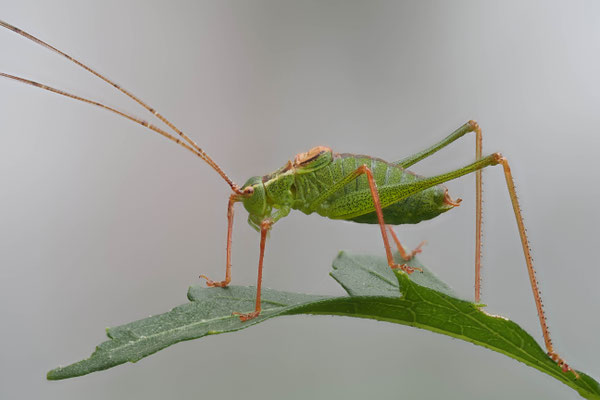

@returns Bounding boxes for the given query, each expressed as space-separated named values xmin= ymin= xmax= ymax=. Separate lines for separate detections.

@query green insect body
xmin=242 ymin=149 xmax=456 ymax=231
xmin=0 ymin=20 xmax=578 ymax=375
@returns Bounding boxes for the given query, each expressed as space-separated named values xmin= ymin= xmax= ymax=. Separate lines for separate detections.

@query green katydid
xmin=0 ymin=20 xmax=577 ymax=378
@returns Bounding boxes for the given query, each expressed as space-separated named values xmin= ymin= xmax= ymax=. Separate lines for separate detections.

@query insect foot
xmin=233 ymin=311 xmax=261 ymax=322
xmin=549 ymin=352 xmax=580 ymax=379
xmin=199 ymin=275 xmax=230 ymax=288
xmin=392 ymin=264 xmax=423 ymax=274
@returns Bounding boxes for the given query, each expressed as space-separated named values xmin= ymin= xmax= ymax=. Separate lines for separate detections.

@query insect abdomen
xmin=292 ymin=154 xmax=455 ymax=225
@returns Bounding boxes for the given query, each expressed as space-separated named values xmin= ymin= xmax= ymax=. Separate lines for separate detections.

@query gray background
xmin=1 ymin=1 xmax=599 ymax=399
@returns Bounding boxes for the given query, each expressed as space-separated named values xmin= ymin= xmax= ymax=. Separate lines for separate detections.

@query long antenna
xmin=0 ymin=19 xmax=242 ymax=194
xmin=2 ymin=72 xmax=203 ymax=159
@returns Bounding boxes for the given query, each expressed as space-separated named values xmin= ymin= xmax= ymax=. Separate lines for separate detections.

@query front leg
xmin=233 ymin=219 xmax=273 ymax=321
xmin=200 ymin=193 xmax=240 ymax=287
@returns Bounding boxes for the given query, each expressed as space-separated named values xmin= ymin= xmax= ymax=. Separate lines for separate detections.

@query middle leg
xmin=387 ymin=225 xmax=426 ymax=261
xmin=357 ymin=165 xmax=421 ymax=274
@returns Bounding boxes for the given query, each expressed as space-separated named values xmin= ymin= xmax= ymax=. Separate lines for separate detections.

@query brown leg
xmin=200 ymin=194 xmax=239 ymax=287
xmin=355 ymin=165 xmax=420 ymax=274
xmin=470 ymin=120 xmax=484 ymax=304
xmin=234 ymin=219 xmax=272 ymax=321
xmin=387 ymin=225 xmax=426 ymax=261
xmin=498 ymin=155 xmax=578 ymax=378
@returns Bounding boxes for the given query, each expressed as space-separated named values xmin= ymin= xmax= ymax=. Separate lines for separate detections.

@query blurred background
xmin=1 ymin=1 xmax=599 ymax=399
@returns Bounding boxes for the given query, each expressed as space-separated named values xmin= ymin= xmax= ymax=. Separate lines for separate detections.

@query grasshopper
xmin=0 ymin=20 xmax=577 ymax=377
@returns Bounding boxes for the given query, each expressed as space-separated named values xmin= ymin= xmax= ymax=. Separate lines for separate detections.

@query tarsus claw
xmin=549 ymin=352 xmax=579 ymax=379
xmin=392 ymin=264 xmax=423 ymax=274
xmin=233 ymin=311 xmax=260 ymax=321
xmin=199 ymin=275 xmax=229 ymax=287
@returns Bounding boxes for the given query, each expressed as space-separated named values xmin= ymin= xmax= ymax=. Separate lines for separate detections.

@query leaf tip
xmin=46 ymin=367 xmax=65 ymax=381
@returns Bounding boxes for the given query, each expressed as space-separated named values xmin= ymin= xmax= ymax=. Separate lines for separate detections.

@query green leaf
xmin=47 ymin=287 xmax=329 ymax=380
xmin=299 ymin=253 xmax=600 ymax=400
xmin=47 ymin=252 xmax=600 ymax=399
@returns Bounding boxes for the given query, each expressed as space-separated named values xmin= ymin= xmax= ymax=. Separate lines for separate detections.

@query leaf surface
xmin=47 ymin=252 xmax=600 ymax=399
